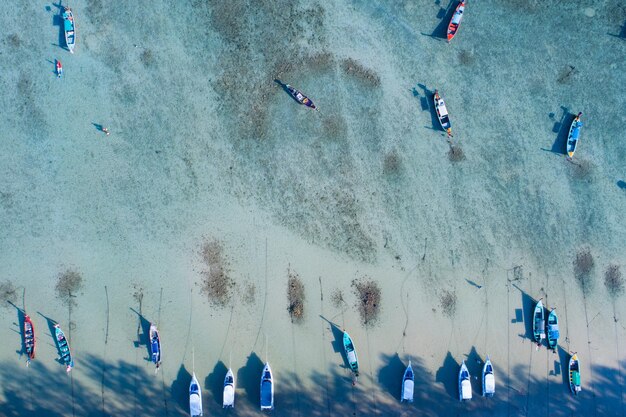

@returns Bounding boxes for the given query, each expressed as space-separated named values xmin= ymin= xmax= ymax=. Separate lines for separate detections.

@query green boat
xmin=343 ymin=331 xmax=359 ymax=377
xmin=569 ymin=353 xmax=581 ymax=395
xmin=547 ymin=308 xmax=559 ymax=351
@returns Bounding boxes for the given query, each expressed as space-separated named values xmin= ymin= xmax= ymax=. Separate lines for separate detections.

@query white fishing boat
xmin=459 ymin=361 xmax=472 ymax=401
xmin=260 ymin=362 xmax=274 ymax=411
xmin=223 ymin=368 xmax=235 ymax=408
xmin=482 ymin=356 xmax=495 ymax=397
xmin=400 ymin=361 xmax=414 ymax=403
xmin=189 ymin=372 xmax=203 ymax=417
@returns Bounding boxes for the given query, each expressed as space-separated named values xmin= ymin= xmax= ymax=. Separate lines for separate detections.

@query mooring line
xmin=318 ymin=277 xmax=332 ymax=417
xmin=253 ymin=237 xmax=269 ymax=349
xmin=613 ymin=302 xmax=625 ymax=416
xmin=102 ymin=285 xmax=110 ymax=416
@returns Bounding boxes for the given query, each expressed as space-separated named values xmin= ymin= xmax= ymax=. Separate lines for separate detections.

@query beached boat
xmin=433 ymin=90 xmax=452 ymax=137
xmin=401 ymin=361 xmax=414 ymax=403
xmin=55 ymin=60 xmax=63 ymax=78
xmin=24 ymin=314 xmax=35 ymax=365
xmin=62 ymin=7 xmax=76 ymax=53
xmin=150 ymin=323 xmax=161 ymax=371
xmin=286 ymin=84 xmax=317 ymax=110
xmin=223 ymin=368 xmax=235 ymax=408
xmin=459 ymin=360 xmax=472 ymax=401
xmin=547 ymin=308 xmax=560 ymax=351
xmin=189 ymin=372 xmax=203 ymax=417
xmin=447 ymin=1 xmax=466 ymax=42
xmin=569 ymin=353 xmax=581 ymax=395
xmin=482 ymin=356 xmax=495 ymax=397
xmin=260 ymin=362 xmax=274 ymax=411
xmin=566 ymin=112 xmax=583 ymax=158
xmin=343 ymin=331 xmax=360 ymax=377
xmin=54 ymin=324 xmax=73 ymax=372
xmin=533 ymin=298 xmax=546 ymax=348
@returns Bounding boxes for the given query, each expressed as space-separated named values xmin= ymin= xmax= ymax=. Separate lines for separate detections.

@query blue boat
xmin=343 ymin=331 xmax=359 ymax=377
xmin=286 ymin=84 xmax=317 ymax=110
xmin=566 ymin=112 xmax=583 ymax=158
xmin=547 ymin=308 xmax=559 ymax=351
xmin=54 ymin=324 xmax=74 ymax=373
xmin=62 ymin=7 xmax=76 ymax=53
xmin=150 ymin=323 xmax=161 ymax=372
xmin=260 ymin=362 xmax=274 ymax=411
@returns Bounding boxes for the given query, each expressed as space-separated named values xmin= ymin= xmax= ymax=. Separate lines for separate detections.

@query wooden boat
xmin=260 ymin=362 xmax=274 ymax=411
xmin=189 ymin=372 xmax=203 ymax=417
xmin=55 ymin=60 xmax=63 ymax=78
xmin=400 ymin=361 xmax=414 ymax=403
xmin=24 ymin=314 xmax=35 ymax=365
xmin=286 ymin=84 xmax=317 ymax=110
xmin=569 ymin=353 xmax=581 ymax=395
xmin=547 ymin=308 xmax=560 ymax=351
xmin=223 ymin=368 xmax=235 ymax=408
xmin=62 ymin=7 xmax=76 ymax=53
xmin=447 ymin=1 xmax=466 ymax=42
xmin=459 ymin=360 xmax=472 ymax=401
xmin=150 ymin=323 xmax=161 ymax=371
xmin=433 ymin=90 xmax=452 ymax=137
xmin=533 ymin=298 xmax=546 ymax=347
xmin=482 ymin=356 xmax=495 ymax=397
xmin=566 ymin=112 xmax=583 ymax=158
xmin=54 ymin=324 xmax=73 ymax=373
xmin=343 ymin=331 xmax=359 ymax=377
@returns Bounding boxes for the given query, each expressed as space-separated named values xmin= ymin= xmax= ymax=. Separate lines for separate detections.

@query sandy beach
xmin=1 ymin=1 xmax=625 ymax=416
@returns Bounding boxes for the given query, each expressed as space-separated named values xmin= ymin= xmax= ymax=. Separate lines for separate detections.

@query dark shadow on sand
xmin=51 ymin=2 xmax=65 ymax=51
xmin=237 ymin=352 xmax=263 ymax=407
xmin=511 ymin=283 xmax=539 ymax=342
xmin=170 ymin=364 xmax=192 ymax=412
xmin=435 ymin=351 xmax=459 ymax=399
xmin=543 ymin=107 xmax=572 ymax=155
xmin=320 ymin=315 xmax=350 ymax=370
xmin=129 ymin=307 xmax=152 ymax=361
xmin=7 ymin=302 xmax=26 ymax=357
xmin=378 ymin=352 xmax=405 ymax=400
xmin=465 ymin=346 xmax=483 ymax=395
xmin=274 ymin=79 xmax=300 ymax=105
xmin=205 ymin=360 xmax=228 ymax=406
xmin=415 ymin=83 xmax=442 ymax=133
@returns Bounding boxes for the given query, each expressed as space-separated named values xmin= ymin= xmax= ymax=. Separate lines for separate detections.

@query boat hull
xmin=459 ymin=361 xmax=472 ymax=401
xmin=24 ymin=315 xmax=36 ymax=362
xmin=62 ymin=8 xmax=76 ymax=53
xmin=223 ymin=369 xmax=235 ymax=408
xmin=566 ymin=113 xmax=583 ymax=158
xmin=343 ymin=331 xmax=359 ymax=375
xmin=150 ymin=324 xmax=161 ymax=368
xmin=189 ymin=373 xmax=203 ymax=417
xmin=447 ymin=1 xmax=466 ymax=42
xmin=569 ymin=354 xmax=581 ymax=395
xmin=401 ymin=362 xmax=414 ymax=403
xmin=260 ymin=363 xmax=274 ymax=411
xmin=433 ymin=91 xmax=452 ymax=136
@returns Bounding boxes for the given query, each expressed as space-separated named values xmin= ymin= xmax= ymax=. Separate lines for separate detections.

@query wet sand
xmin=1 ymin=1 xmax=625 ymax=416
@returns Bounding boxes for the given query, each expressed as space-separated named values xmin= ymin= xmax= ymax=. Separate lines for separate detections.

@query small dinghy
xmin=286 ymin=84 xmax=317 ymax=110
xmin=24 ymin=314 xmax=36 ymax=366
xmin=447 ymin=1 xmax=466 ymax=42
xmin=459 ymin=360 xmax=472 ymax=401
xmin=343 ymin=331 xmax=360 ymax=377
xmin=569 ymin=353 xmax=581 ymax=395
xmin=433 ymin=90 xmax=453 ymax=137
xmin=54 ymin=324 xmax=73 ymax=373
xmin=547 ymin=308 xmax=560 ymax=351
xmin=62 ymin=7 xmax=76 ymax=53
xmin=401 ymin=361 xmax=414 ymax=403
xmin=189 ymin=372 xmax=203 ymax=417
xmin=223 ymin=368 xmax=235 ymax=408
xmin=260 ymin=362 xmax=274 ymax=411
xmin=150 ymin=323 xmax=161 ymax=371
xmin=482 ymin=356 xmax=495 ymax=397
xmin=566 ymin=112 xmax=583 ymax=158
xmin=55 ymin=60 xmax=63 ymax=78
xmin=533 ymin=298 xmax=546 ymax=348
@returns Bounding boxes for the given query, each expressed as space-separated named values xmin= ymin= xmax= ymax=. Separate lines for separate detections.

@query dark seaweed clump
xmin=331 ymin=289 xmax=346 ymax=309
xmin=55 ymin=269 xmax=84 ymax=307
xmin=0 ymin=280 xmax=17 ymax=306
xmin=200 ymin=239 xmax=235 ymax=307
xmin=439 ymin=290 xmax=457 ymax=318
xmin=574 ymin=248 xmax=594 ymax=294
xmin=448 ymin=143 xmax=465 ymax=162
xmin=241 ymin=281 xmax=256 ymax=305
xmin=383 ymin=150 xmax=402 ymax=175
xmin=286 ymin=270 xmax=305 ymax=322
xmin=132 ymin=283 xmax=144 ymax=308
xmin=352 ymin=278 xmax=381 ymax=325
xmin=605 ymin=265 xmax=624 ymax=298
xmin=6 ymin=34 xmax=21 ymax=48
xmin=341 ymin=58 xmax=381 ymax=87
xmin=570 ymin=159 xmax=593 ymax=181
xmin=140 ymin=49 xmax=156 ymax=68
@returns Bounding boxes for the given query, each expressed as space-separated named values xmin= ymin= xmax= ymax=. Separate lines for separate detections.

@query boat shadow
xmin=377 ymin=352 xmax=405 ymax=401
xmin=319 ymin=315 xmax=351 ymax=372
xmin=51 ymin=2 xmax=66 ymax=51
xmin=435 ymin=351 xmax=459 ymax=399
xmin=511 ymin=283 xmax=539 ymax=343
xmin=421 ymin=0 xmax=456 ymax=39
xmin=205 ymin=360 xmax=228 ymax=406
xmin=617 ymin=180 xmax=626 ymax=190
xmin=129 ymin=307 xmax=152 ymax=362
xmin=170 ymin=364 xmax=192 ymax=413
xmin=7 ymin=301 xmax=27 ymax=358
xmin=237 ymin=352 xmax=264 ymax=407
xmin=414 ymin=83 xmax=442 ymax=134
xmin=557 ymin=345 xmax=569 ymax=387
xmin=608 ymin=21 xmax=626 ymax=39
xmin=274 ymin=79 xmax=301 ymax=105
xmin=541 ymin=106 xmax=572 ymax=155
xmin=465 ymin=346 xmax=483 ymax=396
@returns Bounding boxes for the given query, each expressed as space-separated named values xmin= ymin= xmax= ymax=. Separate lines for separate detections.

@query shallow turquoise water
xmin=0 ymin=1 xmax=625 ymax=416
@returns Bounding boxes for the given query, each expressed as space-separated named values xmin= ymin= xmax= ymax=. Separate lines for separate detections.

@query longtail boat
xmin=62 ymin=7 xmax=76 ymax=53
xmin=569 ymin=353 xmax=581 ymax=395
xmin=566 ymin=112 xmax=583 ymax=158
xmin=343 ymin=331 xmax=359 ymax=377
xmin=24 ymin=314 xmax=35 ymax=366
xmin=447 ymin=1 xmax=466 ymax=42
xmin=150 ymin=323 xmax=161 ymax=372
xmin=286 ymin=84 xmax=317 ymax=110
xmin=547 ymin=308 xmax=560 ymax=351
xmin=533 ymin=298 xmax=546 ymax=348
xmin=54 ymin=324 xmax=73 ymax=372
xmin=434 ymin=90 xmax=453 ymax=137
